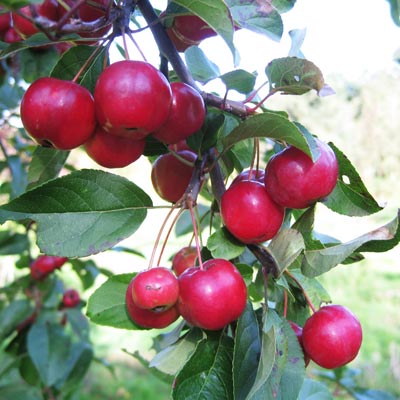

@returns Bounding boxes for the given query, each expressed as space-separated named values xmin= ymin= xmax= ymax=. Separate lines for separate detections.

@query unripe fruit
xmin=125 ymin=278 xmax=180 ymax=329
xmin=221 ymin=180 xmax=284 ymax=244
xmin=94 ymin=60 xmax=172 ymax=138
xmin=264 ymin=139 xmax=338 ymax=209
xmin=172 ymin=246 xmax=198 ymax=276
xmin=20 ymin=77 xmax=96 ymax=150
xmin=131 ymin=267 xmax=179 ymax=311
xmin=62 ymin=289 xmax=81 ymax=308
xmin=302 ymin=304 xmax=363 ymax=369
xmin=152 ymin=82 xmax=205 ymax=145
xmin=151 ymin=150 xmax=197 ymax=203
xmin=177 ymin=259 xmax=247 ymax=330
xmin=84 ymin=128 xmax=145 ymax=168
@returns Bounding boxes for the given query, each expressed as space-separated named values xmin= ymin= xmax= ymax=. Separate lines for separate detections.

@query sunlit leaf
xmin=184 ymin=46 xmax=220 ymax=83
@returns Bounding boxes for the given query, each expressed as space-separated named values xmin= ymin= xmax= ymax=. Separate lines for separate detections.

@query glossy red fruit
xmin=302 ymin=304 xmax=363 ymax=369
xmin=0 ymin=8 xmax=11 ymax=35
xmin=221 ymin=180 xmax=284 ymax=244
xmin=30 ymin=255 xmax=68 ymax=280
xmin=264 ymin=139 xmax=338 ymax=209
xmin=231 ymin=168 xmax=265 ymax=186
xmin=172 ymin=246 xmax=198 ymax=276
xmin=151 ymin=150 xmax=197 ymax=203
xmin=131 ymin=267 xmax=179 ymax=311
xmin=62 ymin=289 xmax=81 ymax=308
xmin=126 ymin=278 xmax=180 ymax=329
xmin=84 ymin=128 xmax=145 ymax=168
xmin=20 ymin=77 xmax=96 ymax=150
xmin=166 ymin=14 xmax=217 ymax=52
xmin=77 ymin=0 xmax=112 ymax=42
xmin=177 ymin=258 xmax=247 ymax=330
xmin=4 ymin=27 xmax=22 ymax=43
xmin=152 ymin=82 xmax=205 ymax=144
xmin=94 ymin=60 xmax=172 ymax=138
xmin=12 ymin=0 xmax=58 ymax=37
xmin=288 ymin=321 xmax=310 ymax=367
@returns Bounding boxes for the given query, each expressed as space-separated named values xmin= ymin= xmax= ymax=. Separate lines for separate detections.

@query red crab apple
xmin=84 ymin=128 xmax=145 ymax=168
xmin=231 ymin=168 xmax=265 ymax=186
xmin=12 ymin=0 xmax=59 ymax=37
xmin=94 ymin=60 xmax=172 ymax=138
xmin=152 ymin=82 xmax=205 ymax=144
xmin=0 ymin=8 xmax=11 ymax=35
xmin=130 ymin=267 xmax=179 ymax=311
xmin=151 ymin=150 xmax=197 ymax=203
xmin=172 ymin=246 xmax=198 ymax=276
xmin=264 ymin=138 xmax=339 ymax=209
xmin=220 ymin=180 xmax=284 ymax=244
xmin=126 ymin=278 xmax=180 ymax=329
xmin=30 ymin=255 xmax=68 ymax=280
xmin=302 ymin=304 xmax=363 ymax=369
xmin=165 ymin=14 xmax=217 ymax=52
xmin=20 ymin=77 xmax=96 ymax=150
xmin=62 ymin=289 xmax=81 ymax=308
xmin=288 ymin=321 xmax=310 ymax=366
xmin=177 ymin=258 xmax=247 ymax=330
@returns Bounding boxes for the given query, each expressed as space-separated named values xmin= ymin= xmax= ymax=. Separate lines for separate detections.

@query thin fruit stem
xmin=247 ymin=89 xmax=278 ymax=113
xmin=121 ymin=28 xmax=130 ymax=60
xmin=188 ymin=200 xmax=204 ymax=270
xmin=262 ymin=266 xmax=269 ymax=305
xmin=255 ymin=138 xmax=260 ymax=172
xmin=71 ymin=42 xmax=106 ymax=83
xmin=283 ymin=289 xmax=288 ymax=318
xmin=285 ymin=270 xmax=317 ymax=313
xmin=156 ymin=207 xmax=184 ymax=267
xmin=126 ymin=30 xmax=148 ymax=62
xmin=148 ymin=204 xmax=179 ymax=269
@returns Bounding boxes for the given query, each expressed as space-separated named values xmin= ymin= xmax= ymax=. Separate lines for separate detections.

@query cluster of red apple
xmin=20 ymin=59 xmax=205 ymax=169
xmin=30 ymin=254 xmax=69 ymax=280
xmin=221 ymin=138 xmax=339 ymax=243
xmin=0 ymin=0 xmax=110 ymax=46
xmin=125 ymin=250 xmax=247 ymax=331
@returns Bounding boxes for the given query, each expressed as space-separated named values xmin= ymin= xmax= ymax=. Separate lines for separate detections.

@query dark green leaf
xmin=233 ymin=302 xmax=261 ymax=400
xmin=0 ymin=78 xmax=25 ymax=110
xmin=0 ymin=384 xmax=43 ymax=400
xmin=27 ymin=322 xmax=71 ymax=387
xmin=0 ymin=230 xmax=29 ymax=255
xmin=172 ymin=0 xmax=236 ymax=61
xmin=86 ymin=273 xmax=141 ymax=329
xmin=50 ymin=45 xmax=108 ymax=92
xmin=226 ymin=0 xmax=283 ymax=41
xmin=220 ymin=69 xmax=257 ymax=94
xmin=301 ymin=210 xmax=400 ymax=277
xmin=0 ymin=169 xmax=152 ymax=257
xmin=207 ymin=227 xmax=245 ymax=259
xmin=266 ymin=57 xmax=325 ymax=96
xmin=184 ymin=46 xmax=220 ymax=83
xmin=69 ymin=258 xmax=101 ymax=289
xmin=323 ymin=142 xmax=383 ymax=216
xmin=64 ymin=308 xmax=90 ymax=341
xmin=6 ymin=155 xmax=27 ymax=198
xmin=27 ymin=147 xmax=69 ymax=190
xmin=0 ymin=299 xmax=33 ymax=340
xmin=20 ymin=47 xmax=59 ymax=83
xmin=297 ymin=378 xmax=333 ymax=400
xmin=221 ymin=112 xmax=319 ymax=160
xmin=173 ymin=332 xmax=234 ymax=400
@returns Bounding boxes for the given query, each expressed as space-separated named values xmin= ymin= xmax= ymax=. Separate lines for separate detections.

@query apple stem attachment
xmin=71 ymin=43 xmax=107 ymax=83
xmin=187 ymin=200 xmax=204 ymax=270
xmin=285 ymin=270 xmax=317 ymax=313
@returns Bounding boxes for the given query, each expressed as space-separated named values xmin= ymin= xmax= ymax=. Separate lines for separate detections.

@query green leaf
xmin=271 ymin=0 xmax=297 ymax=14
xmin=233 ymin=302 xmax=261 ymax=400
xmin=86 ymin=273 xmax=140 ymax=329
xmin=207 ymin=227 xmax=245 ymax=259
xmin=220 ymin=69 xmax=257 ymax=94
xmin=50 ymin=45 xmax=108 ymax=92
xmin=173 ymin=332 xmax=234 ymax=400
xmin=20 ymin=47 xmax=59 ymax=83
xmin=267 ymin=229 xmax=305 ymax=276
xmin=351 ymin=389 xmax=398 ymax=400
xmin=386 ymin=0 xmax=400 ymax=26
xmin=0 ymin=169 xmax=152 ymax=257
xmin=184 ymin=46 xmax=220 ymax=83
xmin=301 ymin=210 xmax=400 ymax=277
xmin=323 ymin=142 xmax=383 ymax=216
xmin=149 ymin=328 xmax=203 ymax=375
xmin=6 ymin=155 xmax=27 ymax=199
xmin=266 ymin=57 xmax=325 ymax=96
xmin=172 ymin=0 xmax=236 ymax=62
xmin=297 ymin=379 xmax=333 ymax=400
xmin=27 ymin=147 xmax=69 ymax=190
xmin=0 ymin=230 xmax=29 ymax=255
xmin=226 ymin=0 xmax=283 ymax=42
xmin=0 ymin=385 xmax=43 ymax=400
xmin=27 ymin=322 xmax=72 ymax=387
xmin=0 ymin=299 xmax=33 ymax=341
